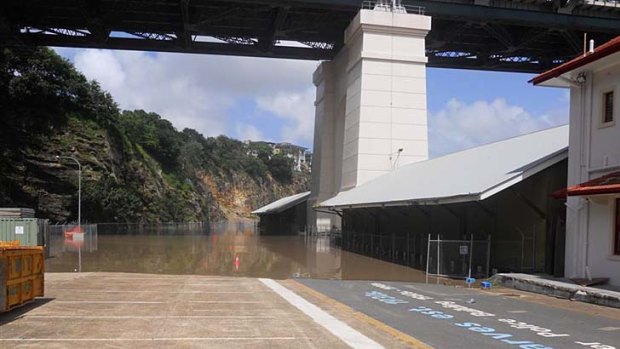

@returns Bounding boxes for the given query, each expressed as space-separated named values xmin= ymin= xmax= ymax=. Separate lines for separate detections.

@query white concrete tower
xmin=308 ymin=6 xmax=431 ymax=230
xmin=341 ymin=9 xmax=430 ymax=189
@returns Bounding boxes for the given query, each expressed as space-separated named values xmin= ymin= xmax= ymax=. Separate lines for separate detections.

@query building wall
xmin=565 ymin=62 xmax=620 ymax=285
xmin=341 ymin=159 xmax=567 ymax=275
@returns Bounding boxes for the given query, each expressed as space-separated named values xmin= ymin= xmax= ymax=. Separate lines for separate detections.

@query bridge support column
xmin=309 ymin=8 xmax=431 ymax=231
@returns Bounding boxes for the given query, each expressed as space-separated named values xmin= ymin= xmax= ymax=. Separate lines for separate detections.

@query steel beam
xmin=262 ymin=6 xmax=289 ymax=52
xmin=16 ymin=33 xmax=334 ymax=60
xmin=2 ymin=0 xmax=620 ymax=72
xmin=177 ymin=0 xmax=192 ymax=48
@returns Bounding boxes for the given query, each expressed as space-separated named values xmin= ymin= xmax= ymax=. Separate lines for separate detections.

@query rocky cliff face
xmin=3 ymin=114 xmax=310 ymax=224
xmin=0 ymin=47 xmax=310 ymax=223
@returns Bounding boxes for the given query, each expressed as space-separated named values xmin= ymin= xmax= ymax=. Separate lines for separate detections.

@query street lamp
xmin=56 ymin=155 xmax=82 ymax=228
xmin=56 ymin=155 xmax=83 ymax=272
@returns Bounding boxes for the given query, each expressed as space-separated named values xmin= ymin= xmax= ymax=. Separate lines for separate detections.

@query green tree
xmin=267 ymin=154 xmax=294 ymax=183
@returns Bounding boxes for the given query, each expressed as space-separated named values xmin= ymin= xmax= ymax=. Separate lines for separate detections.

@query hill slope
xmin=0 ymin=47 xmax=310 ymax=223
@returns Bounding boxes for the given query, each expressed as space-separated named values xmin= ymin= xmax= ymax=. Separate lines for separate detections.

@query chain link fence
xmin=425 ymin=234 xmax=491 ymax=281
xmin=46 ymin=224 xmax=98 ymax=257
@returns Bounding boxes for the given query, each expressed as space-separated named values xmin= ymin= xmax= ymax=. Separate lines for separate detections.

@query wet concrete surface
xmin=0 ymin=273 xmax=398 ymax=349
xmin=298 ymin=279 xmax=620 ymax=349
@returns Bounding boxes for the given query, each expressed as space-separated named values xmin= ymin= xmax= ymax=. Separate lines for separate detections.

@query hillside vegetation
xmin=0 ymin=47 xmax=310 ymax=223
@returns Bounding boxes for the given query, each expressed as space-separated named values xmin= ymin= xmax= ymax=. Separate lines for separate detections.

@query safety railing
xmin=341 ymin=230 xmax=429 ymax=268
xmin=361 ymin=0 xmax=425 ymax=15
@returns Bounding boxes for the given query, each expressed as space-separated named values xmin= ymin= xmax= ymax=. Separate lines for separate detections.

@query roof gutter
xmin=321 ymin=194 xmax=480 ymax=210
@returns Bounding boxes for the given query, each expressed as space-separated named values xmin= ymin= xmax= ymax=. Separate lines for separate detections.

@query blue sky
xmin=54 ymin=48 xmax=568 ymax=157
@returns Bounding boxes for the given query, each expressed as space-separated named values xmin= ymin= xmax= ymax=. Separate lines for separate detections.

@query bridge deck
xmin=1 ymin=0 xmax=620 ymax=72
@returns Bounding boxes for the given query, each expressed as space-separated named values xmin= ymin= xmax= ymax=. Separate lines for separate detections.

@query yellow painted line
xmin=289 ymin=280 xmax=434 ymax=349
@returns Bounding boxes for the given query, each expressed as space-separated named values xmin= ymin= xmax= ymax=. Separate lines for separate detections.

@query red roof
xmin=566 ymin=171 xmax=620 ymax=197
xmin=530 ymin=35 xmax=620 ymax=86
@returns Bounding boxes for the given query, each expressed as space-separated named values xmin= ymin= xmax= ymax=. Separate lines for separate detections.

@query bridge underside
xmin=1 ymin=0 xmax=620 ymax=73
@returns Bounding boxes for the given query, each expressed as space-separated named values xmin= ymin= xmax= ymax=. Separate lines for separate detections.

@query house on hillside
xmin=319 ymin=126 xmax=569 ymax=277
xmin=275 ymin=143 xmax=309 ymax=172
xmin=532 ymin=36 xmax=620 ymax=286
xmin=246 ymin=141 xmax=311 ymax=172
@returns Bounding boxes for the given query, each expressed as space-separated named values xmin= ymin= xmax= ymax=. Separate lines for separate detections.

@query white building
xmin=532 ymin=36 xmax=620 ymax=286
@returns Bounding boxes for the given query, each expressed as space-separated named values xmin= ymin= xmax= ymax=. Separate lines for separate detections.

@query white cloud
xmin=62 ymin=48 xmax=318 ymax=143
xmin=429 ymin=98 xmax=567 ymax=157
xmin=256 ymin=87 xmax=316 ymax=146
xmin=235 ymin=123 xmax=264 ymax=142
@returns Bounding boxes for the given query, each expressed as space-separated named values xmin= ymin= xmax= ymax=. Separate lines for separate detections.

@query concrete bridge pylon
xmin=308 ymin=7 xmax=431 ymax=231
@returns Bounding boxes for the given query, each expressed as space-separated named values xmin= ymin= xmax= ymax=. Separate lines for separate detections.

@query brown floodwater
xmin=45 ymin=228 xmax=431 ymax=282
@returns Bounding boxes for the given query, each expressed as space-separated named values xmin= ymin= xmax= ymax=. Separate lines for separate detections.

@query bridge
xmin=2 ymin=0 xmax=620 ymax=73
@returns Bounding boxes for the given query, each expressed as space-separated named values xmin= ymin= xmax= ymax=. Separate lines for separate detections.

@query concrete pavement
xmin=2 ymin=273 xmax=619 ymax=348
xmin=298 ymin=279 xmax=620 ymax=349
xmin=0 ymin=273 xmax=412 ymax=349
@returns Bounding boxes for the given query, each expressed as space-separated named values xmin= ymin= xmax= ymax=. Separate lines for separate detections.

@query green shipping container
xmin=0 ymin=219 xmax=46 ymax=246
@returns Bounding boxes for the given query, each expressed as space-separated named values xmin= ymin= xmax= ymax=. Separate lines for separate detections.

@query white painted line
xmin=51 ymin=289 xmax=264 ymax=294
xmin=101 ymin=277 xmax=247 ymax=282
xmin=23 ymin=315 xmax=275 ymax=319
xmin=507 ymin=310 xmax=528 ymax=314
xmin=0 ymin=337 xmax=297 ymax=342
xmin=189 ymin=301 xmax=272 ymax=304
xmin=54 ymin=301 xmax=165 ymax=304
xmin=598 ymin=327 xmax=620 ymax=331
xmin=186 ymin=284 xmax=257 ymax=287
xmin=192 ymin=309 xmax=287 ymax=313
xmin=259 ymin=278 xmax=384 ymax=349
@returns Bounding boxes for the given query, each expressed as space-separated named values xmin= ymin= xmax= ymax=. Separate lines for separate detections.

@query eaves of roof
xmin=530 ymin=36 xmax=620 ymax=86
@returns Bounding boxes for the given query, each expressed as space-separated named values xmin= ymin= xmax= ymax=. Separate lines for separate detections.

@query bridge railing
xmin=584 ymin=0 xmax=620 ymax=7
xmin=361 ymin=1 xmax=425 ymax=15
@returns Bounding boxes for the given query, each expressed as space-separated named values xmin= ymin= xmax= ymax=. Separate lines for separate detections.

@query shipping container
xmin=0 ymin=244 xmax=45 ymax=312
xmin=0 ymin=218 xmax=47 ymax=247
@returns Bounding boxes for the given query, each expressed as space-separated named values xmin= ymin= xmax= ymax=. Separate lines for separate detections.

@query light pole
xmin=56 ymin=155 xmax=82 ymax=272
xmin=56 ymin=155 xmax=82 ymax=228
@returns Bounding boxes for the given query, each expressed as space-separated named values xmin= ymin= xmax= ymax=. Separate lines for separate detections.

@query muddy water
xmin=45 ymin=229 xmax=429 ymax=282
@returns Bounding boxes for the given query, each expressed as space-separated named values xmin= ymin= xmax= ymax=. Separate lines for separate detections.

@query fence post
xmin=436 ymin=234 xmax=440 ymax=284
xmin=406 ymin=232 xmax=410 ymax=266
xmin=425 ymin=233 xmax=431 ymax=284
xmin=486 ymin=234 xmax=492 ymax=277
xmin=392 ymin=232 xmax=396 ymax=262
xmin=468 ymin=234 xmax=473 ymax=279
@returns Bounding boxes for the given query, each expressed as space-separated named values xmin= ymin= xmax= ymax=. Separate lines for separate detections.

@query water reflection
xmin=46 ymin=224 xmax=429 ymax=282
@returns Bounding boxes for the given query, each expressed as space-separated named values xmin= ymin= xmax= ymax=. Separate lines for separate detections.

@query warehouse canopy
xmin=252 ymin=191 xmax=310 ymax=215
xmin=321 ymin=125 xmax=569 ymax=209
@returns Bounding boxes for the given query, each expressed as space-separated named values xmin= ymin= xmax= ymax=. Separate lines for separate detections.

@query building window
xmin=603 ymin=91 xmax=614 ymax=124
xmin=615 ymin=198 xmax=620 ymax=255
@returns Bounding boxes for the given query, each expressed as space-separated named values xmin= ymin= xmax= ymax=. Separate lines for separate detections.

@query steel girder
xmin=1 ymin=0 xmax=620 ymax=72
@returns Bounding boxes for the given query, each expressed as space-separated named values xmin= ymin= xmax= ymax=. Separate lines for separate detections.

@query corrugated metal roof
xmin=252 ymin=191 xmax=311 ymax=215
xmin=320 ymin=125 xmax=569 ymax=209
